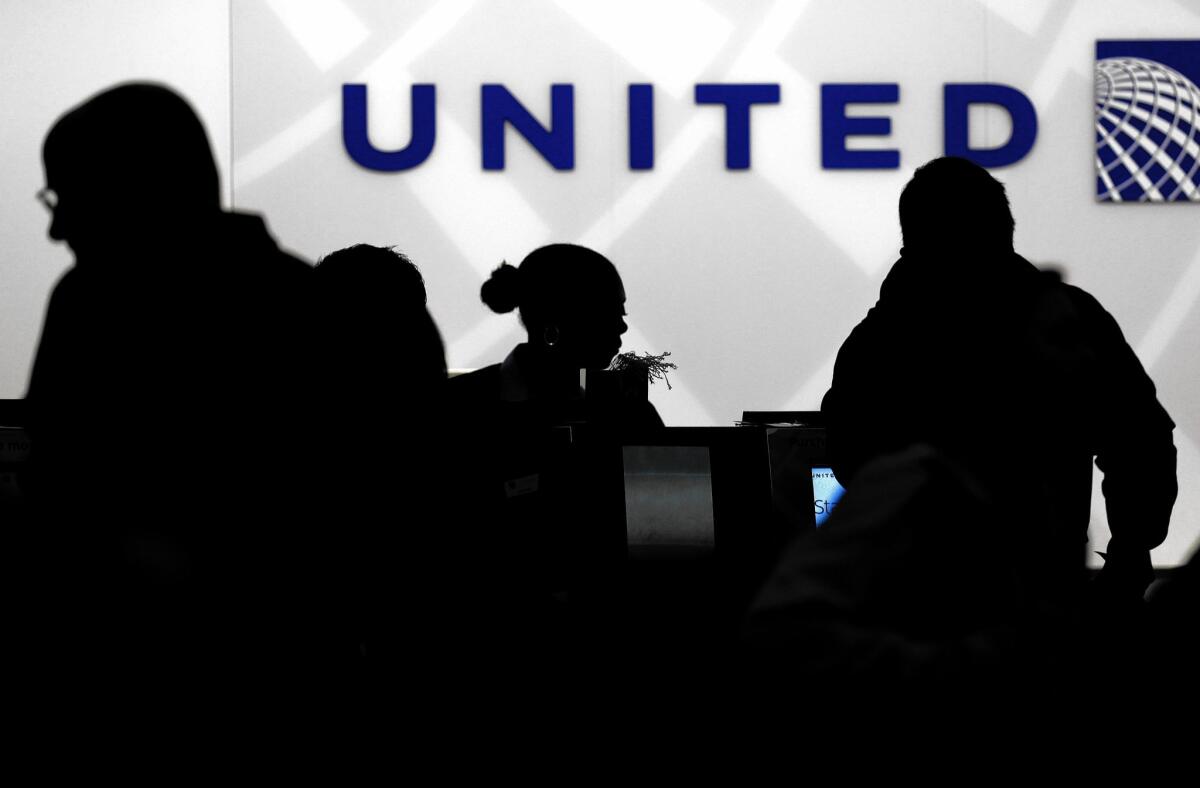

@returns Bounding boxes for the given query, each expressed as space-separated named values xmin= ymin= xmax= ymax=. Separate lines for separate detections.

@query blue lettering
xmin=342 ymin=84 xmax=436 ymax=171
xmin=943 ymin=83 xmax=1038 ymax=167
xmin=481 ymin=84 xmax=575 ymax=171
xmin=340 ymin=81 xmax=1041 ymax=174
xmin=629 ymin=84 xmax=654 ymax=170
xmin=821 ymin=83 xmax=900 ymax=169
xmin=694 ymin=83 xmax=781 ymax=170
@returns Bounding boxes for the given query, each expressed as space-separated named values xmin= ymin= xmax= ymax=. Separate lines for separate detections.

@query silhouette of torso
xmin=446 ymin=346 xmax=661 ymax=642
xmin=27 ymin=211 xmax=314 ymax=655
xmin=316 ymin=298 xmax=449 ymax=656
xmin=822 ymin=251 xmax=1175 ymax=596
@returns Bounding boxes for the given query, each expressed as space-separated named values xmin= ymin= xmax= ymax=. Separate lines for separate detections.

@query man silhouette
xmin=821 ymin=156 xmax=1176 ymax=604
xmin=28 ymin=83 xmax=315 ymax=656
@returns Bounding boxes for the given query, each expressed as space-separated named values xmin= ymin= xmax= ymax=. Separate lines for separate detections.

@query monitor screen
xmin=812 ymin=466 xmax=845 ymax=527
xmin=622 ymin=444 xmax=715 ymax=552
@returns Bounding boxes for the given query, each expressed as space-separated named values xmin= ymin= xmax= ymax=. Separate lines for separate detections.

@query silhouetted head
xmin=481 ymin=244 xmax=627 ymax=369
xmin=315 ymin=244 xmax=446 ymax=389
xmin=41 ymin=82 xmax=220 ymax=260
xmin=316 ymin=244 xmax=427 ymax=309
xmin=899 ymin=157 xmax=1014 ymax=258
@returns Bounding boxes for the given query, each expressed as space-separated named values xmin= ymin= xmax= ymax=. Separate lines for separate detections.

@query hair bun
xmin=480 ymin=261 xmax=521 ymax=314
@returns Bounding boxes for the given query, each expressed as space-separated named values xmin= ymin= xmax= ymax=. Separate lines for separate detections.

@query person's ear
xmin=543 ymin=325 xmax=560 ymax=348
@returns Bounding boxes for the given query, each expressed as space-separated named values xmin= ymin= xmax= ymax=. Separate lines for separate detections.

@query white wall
xmin=2 ymin=0 xmax=1198 ymax=565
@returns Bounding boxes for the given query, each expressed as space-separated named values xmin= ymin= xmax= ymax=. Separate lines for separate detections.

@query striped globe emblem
xmin=1095 ymin=56 xmax=1200 ymax=202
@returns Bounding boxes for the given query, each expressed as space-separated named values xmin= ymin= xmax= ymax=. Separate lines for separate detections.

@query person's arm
xmin=1077 ymin=289 xmax=1177 ymax=598
xmin=822 ymin=316 xmax=893 ymax=487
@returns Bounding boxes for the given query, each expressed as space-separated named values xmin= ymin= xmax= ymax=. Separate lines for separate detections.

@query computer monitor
xmin=739 ymin=410 xmax=824 ymax=427
xmin=739 ymin=411 xmax=845 ymax=529
xmin=615 ymin=426 xmax=786 ymax=635
xmin=622 ymin=442 xmax=715 ymax=557
xmin=618 ymin=427 xmax=774 ymax=562
xmin=811 ymin=466 xmax=846 ymax=527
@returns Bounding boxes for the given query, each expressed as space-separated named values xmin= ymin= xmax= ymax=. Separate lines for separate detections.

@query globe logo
xmin=1095 ymin=56 xmax=1200 ymax=202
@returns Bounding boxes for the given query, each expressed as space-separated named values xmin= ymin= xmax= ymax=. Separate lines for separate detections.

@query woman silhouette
xmin=450 ymin=243 xmax=662 ymax=430
xmin=447 ymin=245 xmax=661 ymax=647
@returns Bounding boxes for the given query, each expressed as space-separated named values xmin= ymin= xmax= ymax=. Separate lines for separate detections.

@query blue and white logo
xmin=1095 ymin=40 xmax=1200 ymax=202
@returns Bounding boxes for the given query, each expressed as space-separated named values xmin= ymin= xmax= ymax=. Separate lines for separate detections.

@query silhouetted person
xmin=27 ymin=82 xmax=314 ymax=656
xmin=315 ymin=244 xmax=445 ymax=405
xmin=318 ymin=243 xmax=429 ymax=307
xmin=821 ymin=156 xmax=1177 ymax=607
xmin=313 ymin=243 xmax=448 ymax=654
xmin=447 ymin=244 xmax=661 ymax=653
xmin=451 ymin=243 xmax=661 ymax=429
xmin=742 ymin=159 xmax=1179 ymax=707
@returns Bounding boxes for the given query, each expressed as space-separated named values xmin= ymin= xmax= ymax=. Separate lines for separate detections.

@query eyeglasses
xmin=36 ymin=188 xmax=58 ymax=212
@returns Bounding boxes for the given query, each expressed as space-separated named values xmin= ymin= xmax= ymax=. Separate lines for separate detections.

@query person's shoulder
xmin=218 ymin=211 xmax=313 ymax=273
xmin=447 ymin=364 xmax=502 ymax=401
xmin=274 ymin=248 xmax=313 ymax=278
xmin=1040 ymin=280 xmax=1122 ymax=334
xmin=1056 ymin=282 xmax=1110 ymax=316
xmin=261 ymin=240 xmax=312 ymax=282
xmin=450 ymin=364 xmax=502 ymax=383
